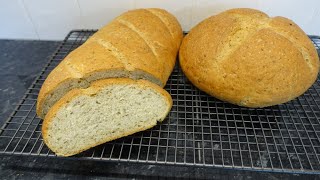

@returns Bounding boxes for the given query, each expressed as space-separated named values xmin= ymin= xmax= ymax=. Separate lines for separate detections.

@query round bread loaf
xmin=180 ymin=8 xmax=319 ymax=107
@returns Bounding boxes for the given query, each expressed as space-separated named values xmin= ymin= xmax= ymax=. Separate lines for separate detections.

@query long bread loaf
xmin=37 ymin=8 xmax=182 ymax=119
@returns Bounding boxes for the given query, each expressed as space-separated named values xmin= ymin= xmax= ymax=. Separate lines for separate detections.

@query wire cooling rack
xmin=1 ymin=30 xmax=320 ymax=174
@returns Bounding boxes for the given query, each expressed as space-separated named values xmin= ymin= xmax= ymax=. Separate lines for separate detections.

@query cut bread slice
xmin=42 ymin=78 xmax=172 ymax=157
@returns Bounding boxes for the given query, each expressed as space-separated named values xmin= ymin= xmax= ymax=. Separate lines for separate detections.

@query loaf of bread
xmin=42 ymin=78 xmax=172 ymax=156
xmin=180 ymin=8 xmax=319 ymax=107
xmin=37 ymin=8 xmax=183 ymax=119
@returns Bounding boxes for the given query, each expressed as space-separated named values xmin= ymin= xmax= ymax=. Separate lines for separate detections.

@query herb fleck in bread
xmin=42 ymin=78 xmax=172 ymax=157
xmin=180 ymin=8 xmax=319 ymax=107
xmin=37 ymin=8 xmax=182 ymax=119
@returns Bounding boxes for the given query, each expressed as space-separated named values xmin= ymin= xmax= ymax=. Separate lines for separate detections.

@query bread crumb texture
xmin=42 ymin=78 xmax=172 ymax=156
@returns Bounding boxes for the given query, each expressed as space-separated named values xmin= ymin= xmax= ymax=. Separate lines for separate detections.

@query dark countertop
xmin=0 ymin=39 xmax=318 ymax=179
xmin=0 ymin=40 xmax=60 ymax=123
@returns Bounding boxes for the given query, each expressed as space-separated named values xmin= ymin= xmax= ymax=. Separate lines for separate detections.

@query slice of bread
xmin=42 ymin=78 xmax=172 ymax=157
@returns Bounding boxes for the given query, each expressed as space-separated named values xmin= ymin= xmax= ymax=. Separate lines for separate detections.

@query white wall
xmin=0 ymin=0 xmax=319 ymax=40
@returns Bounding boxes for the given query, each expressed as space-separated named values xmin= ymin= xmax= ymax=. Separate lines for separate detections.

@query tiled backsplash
xmin=1 ymin=0 xmax=319 ymax=40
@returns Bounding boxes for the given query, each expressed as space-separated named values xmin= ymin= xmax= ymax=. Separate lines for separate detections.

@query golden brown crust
xmin=37 ymin=8 xmax=182 ymax=118
xmin=42 ymin=78 xmax=172 ymax=156
xmin=145 ymin=8 xmax=183 ymax=49
xmin=268 ymin=16 xmax=320 ymax=73
xmin=223 ymin=8 xmax=268 ymax=17
xmin=180 ymin=8 xmax=319 ymax=107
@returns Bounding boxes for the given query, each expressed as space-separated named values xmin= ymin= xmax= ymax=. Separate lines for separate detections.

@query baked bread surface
xmin=37 ymin=8 xmax=182 ymax=119
xmin=180 ymin=8 xmax=319 ymax=107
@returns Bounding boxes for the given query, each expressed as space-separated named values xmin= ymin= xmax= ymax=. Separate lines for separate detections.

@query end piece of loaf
xmin=42 ymin=78 xmax=172 ymax=157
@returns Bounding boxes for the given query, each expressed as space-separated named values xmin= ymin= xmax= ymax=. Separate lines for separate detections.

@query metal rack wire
xmin=1 ymin=30 xmax=320 ymax=174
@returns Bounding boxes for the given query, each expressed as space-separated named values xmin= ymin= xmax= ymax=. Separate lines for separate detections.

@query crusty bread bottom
xmin=42 ymin=78 xmax=172 ymax=157
xmin=40 ymin=69 xmax=163 ymax=119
